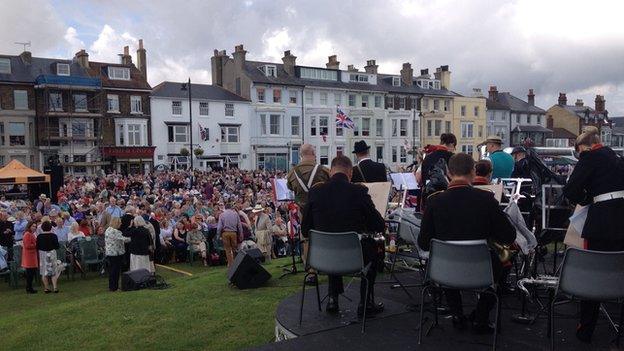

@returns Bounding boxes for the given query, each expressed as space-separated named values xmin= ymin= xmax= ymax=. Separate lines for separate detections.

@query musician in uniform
xmin=302 ymin=155 xmax=386 ymax=316
xmin=418 ymin=153 xmax=516 ymax=334
xmin=511 ymin=146 xmax=531 ymax=179
xmin=563 ymin=126 xmax=624 ymax=343
xmin=351 ymin=140 xmax=387 ymax=183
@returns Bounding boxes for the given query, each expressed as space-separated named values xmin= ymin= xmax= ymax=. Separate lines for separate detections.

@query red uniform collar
xmin=473 ymin=176 xmax=490 ymax=186
xmin=591 ymin=143 xmax=604 ymax=151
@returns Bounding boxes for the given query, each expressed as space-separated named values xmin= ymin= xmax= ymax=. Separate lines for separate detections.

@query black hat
xmin=352 ymin=140 xmax=371 ymax=154
xmin=511 ymin=146 xmax=527 ymax=154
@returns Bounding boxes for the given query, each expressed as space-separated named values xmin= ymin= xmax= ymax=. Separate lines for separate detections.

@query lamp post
xmin=181 ymin=78 xmax=193 ymax=188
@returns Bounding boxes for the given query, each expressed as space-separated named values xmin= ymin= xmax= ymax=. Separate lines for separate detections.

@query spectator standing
xmin=129 ymin=216 xmax=153 ymax=272
xmin=36 ymin=221 xmax=62 ymax=293
xmin=217 ymin=202 xmax=243 ymax=268
xmin=21 ymin=221 xmax=39 ymax=294
xmin=105 ymin=217 xmax=130 ymax=291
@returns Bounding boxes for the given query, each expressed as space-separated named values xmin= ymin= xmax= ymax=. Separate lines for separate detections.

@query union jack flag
xmin=335 ymin=107 xmax=355 ymax=129
xmin=199 ymin=123 xmax=209 ymax=141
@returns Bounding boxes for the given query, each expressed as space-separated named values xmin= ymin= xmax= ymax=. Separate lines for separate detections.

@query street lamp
xmin=181 ymin=78 xmax=194 ymax=188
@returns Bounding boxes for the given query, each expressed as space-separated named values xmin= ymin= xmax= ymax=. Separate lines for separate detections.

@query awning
xmin=0 ymin=159 xmax=50 ymax=184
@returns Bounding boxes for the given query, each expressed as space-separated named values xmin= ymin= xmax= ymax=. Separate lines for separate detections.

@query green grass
xmin=0 ymin=258 xmax=307 ymax=351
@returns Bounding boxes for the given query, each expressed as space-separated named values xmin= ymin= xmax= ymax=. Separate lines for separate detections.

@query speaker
xmin=242 ymin=248 xmax=265 ymax=263
xmin=227 ymin=252 xmax=272 ymax=289
xmin=121 ymin=269 xmax=155 ymax=291
xmin=44 ymin=165 xmax=64 ymax=203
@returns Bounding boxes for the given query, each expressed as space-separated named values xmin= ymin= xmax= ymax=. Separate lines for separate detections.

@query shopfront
xmin=101 ymin=146 xmax=155 ymax=175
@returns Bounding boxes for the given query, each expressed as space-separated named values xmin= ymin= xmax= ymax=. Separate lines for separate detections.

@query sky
xmin=1 ymin=0 xmax=623 ymax=114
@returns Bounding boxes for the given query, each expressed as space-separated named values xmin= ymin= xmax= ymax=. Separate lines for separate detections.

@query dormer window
xmin=349 ymin=74 xmax=369 ymax=83
xmin=108 ymin=66 xmax=130 ymax=80
xmin=263 ymin=65 xmax=277 ymax=77
xmin=434 ymin=81 xmax=441 ymax=90
xmin=392 ymin=77 xmax=401 ymax=87
xmin=418 ymin=80 xmax=428 ymax=89
xmin=0 ymin=58 xmax=10 ymax=74
xmin=57 ymin=63 xmax=70 ymax=76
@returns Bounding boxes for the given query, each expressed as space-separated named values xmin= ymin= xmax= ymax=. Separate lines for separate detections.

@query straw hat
xmin=251 ymin=204 xmax=264 ymax=213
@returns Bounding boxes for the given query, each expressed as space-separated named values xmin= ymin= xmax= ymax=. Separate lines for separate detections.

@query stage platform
xmin=254 ymin=272 xmax=621 ymax=351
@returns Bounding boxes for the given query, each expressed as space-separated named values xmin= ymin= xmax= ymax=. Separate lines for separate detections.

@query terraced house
xmin=211 ymin=45 xmax=472 ymax=171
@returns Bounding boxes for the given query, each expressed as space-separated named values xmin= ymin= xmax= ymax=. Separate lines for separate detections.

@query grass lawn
xmin=0 ymin=257 xmax=308 ymax=351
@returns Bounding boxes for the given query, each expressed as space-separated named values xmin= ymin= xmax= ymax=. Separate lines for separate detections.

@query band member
xmin=418 ymin=153 xmax=515 ymax=334
xmin=563 ymin=126 xmax=624 ymax=343
xmin=351 ymin=140 xmax=387 ymax=183
xmin=419 ymin=133 xmax=456 ymax=187
xmin=511 ymin=146 xmax=531 ymax=179
xmin=302 ymin=156 xmax=386 ymax=316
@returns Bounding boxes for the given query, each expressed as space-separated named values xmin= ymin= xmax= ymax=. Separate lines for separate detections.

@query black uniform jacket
xmin=418 ymin=181 xmax=516 ymax=251
xmin=352 ymin=159 xmax=387 ymax=183
xmin=301 ymin=173 xmax=385 ymax=238
xmin=563 ymin=145 xmax=624 ymax=241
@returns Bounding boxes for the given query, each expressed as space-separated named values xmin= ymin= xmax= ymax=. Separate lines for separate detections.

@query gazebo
xmin=0 ymin=159 xmax=51 ymax=200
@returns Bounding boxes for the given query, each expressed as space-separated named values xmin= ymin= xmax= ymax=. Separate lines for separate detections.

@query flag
xmin=199 ymin=123 xmax=209 ymax=141
xmin=336 ymin=107 xmax=355 ymax=129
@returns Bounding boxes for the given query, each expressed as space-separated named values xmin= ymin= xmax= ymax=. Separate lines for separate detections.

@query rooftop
xmin=151 ymin=81 xmax=249 ymax=102
xmin=494 ymin=92 xmax=546 ymax=113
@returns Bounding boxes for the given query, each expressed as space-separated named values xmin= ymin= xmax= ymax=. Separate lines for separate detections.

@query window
xmin=273 ymin=89 xmax=281 ymax=103
xmin=0 ymin=58 xmax=10 ymax=74
xmin=433 ymin=99 xmax=440 ymax=111
xmin=257 ymin=88 xmax=265 ymax=103
xmin=445 ymin=121 xmax=451 ymax=133
xmin=9 ymin=122 xmax=25 ymax=146
xmin=376 ymin=119 xmax=383 ymax=137
xmin=489 ymin=111 xmax=495 ymax=121
xmin=56 ymin=63 xmax=70 ymax=76
xmin=167 ymin=125 xmax=188 ymax=143
xmin=0 ymin=122 xmax=4 ymax=145
xmin=320 ymin=92 xmax=328 ymax=106
xmin=374 ymin=96 xmax=382 ymax=108
xmin=108 ymin=67 xmax=130 ymax=80
xmin=353 ymin=117 xmax=360 ymax=136
xmin=334 ymin=93 xmax=342 ymax=106
xmin=361 ymin=118 xmax=370 ymax=136
xmin=349 ymin=74 xmax=368 ymax=83
xmin=392 ymin=77 xmax=401 ymax=87
xmin=171 ymin=101 xmax=182 ymax=115
xmin=319 ymin=146 xmax=329 ymax=165
xmin=73 ymin=93 xmax=87 ymax=111
xmin=348 ymin=94 xmax=356 ymax=107
xmin=199 ymin=102 xmax=209 ymax=116
xmin=434 ymin=81 xmax=441 ymax=90
xmin=291 ymin=116 xmax=300 ymax=136
xmin=361 ymin=95 xmax=369 ymax=108
xmin=108 ymin=94 xmax=120 ymax=112
xmin=461 ymin=145 xmax=474 ymax=155
xmin=527 ymin=114 xmax=532 ymax=124
xmin=444 ymin=100 xmax=450 ymax=112
xmin=289 ymin=90 xmax=297 ymax=104
xmin=478 ymin=125 xmax=483 ymax=138
xmin=398 ymin=97 xmax=405 ymax=110
xmin=392 ymin=120 xmax=398 ymax=137
xmin=221 ymin=126 xmax=240 ymax=143
xmin=118 ymin=124 xmax=125 ymax=145
xmin=263 ymin=65 xmax=277 ymax=77
xmin=268 ymin=114 xmax=280 ymax=135
xmin=310 ymin=116 xmax=317 ymax=136
xmin=474 ymin=106 xmax=479 ymax=117
xmin=422 ymin=98 xmax=429 ymax=111
xmin=400 ymin=146 xmax=407 ymax=163
xmin=376 ymin=146 xmax=383 ymax=162
xmin=400 ymin=119 xmax=408 ymax=136
xmin=336 ymin=125 xmax=343 ymax=137
xmin=386 ymin=96 xmax=394 ymax=109
xmin=128 ymin=124 xmax=142 ymax=146
xmin=14 ymin=90 xmax=28 ymax=110
xmin=411 ymin=97 xmax=419 ymax=111
xmin=537 ymin=115 xmax=542 ymax=124
xmin=50 ymin=92 xmax=63 ymax=111
xmin=305 ymin=91 xmax=313 ymax=105
xmin=413 ymin=119 xmax=419 ymax=138
xmin=392 ymin=146 xmax=398 ymax=162
xmin=427 ymin=120 xmax=433 ymax=137
xmin=260 ymin=114 xmax=267 ymax=135
xmin=225 ymin=103 xmax=234 ymax=116
xmin=299 ymin=68 xmax=338 ymax=81
xmin=319 ymin=116 xmax=329 ymax=135
xmin=461 ymin=122 xmax=474 ymax=138
xmin=235 ymin=78 xmax=241 ymax=95
xmin=546 ymin=139 xmax=569 ymax=147
xmin=460 ymin=105 xmax=466 ymax=117
xmin=434 ymin=120 xmax=442 ymax=136
xmin=336 ymin=146 xmax=344 ymax=157
xmin=516 ymin=114 xmax=520 ymax=124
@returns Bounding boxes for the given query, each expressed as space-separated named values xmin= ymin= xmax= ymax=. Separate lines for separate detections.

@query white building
xmin=150 ymin=82 xmax=252 ymax=170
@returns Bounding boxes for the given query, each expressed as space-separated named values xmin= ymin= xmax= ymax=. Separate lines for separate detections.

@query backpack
xmin=424 ymin=158 xmax=449 ymax=195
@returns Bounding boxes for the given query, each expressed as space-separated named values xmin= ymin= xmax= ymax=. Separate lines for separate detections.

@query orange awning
xmin=0 ymin=159 xmax=50 ymax=184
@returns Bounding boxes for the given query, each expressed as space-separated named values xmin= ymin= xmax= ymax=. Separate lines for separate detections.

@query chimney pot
xmin=400 ymin=62 xmax=413 ymax=86
xmin=527 ymin=89 xmax=535 ymax=106
xmin=282 ymin=50 xmax=297 ymax=76
xmin=558 ymin=93 xmax=567 ymax=106
xmin=575 ymin=99 xmax=584 ymax=107
xmin=488 ymin=86 xmax=499 ymax=101
xmin=364 ymin=59 xmax=378 ymax=74
xmin=136 ymin=39 xmax=147 ymax=78
xmin=20 ymin=51 xmax=32 ymax=64
xmin=326 ymin=55 xmax=340 ymax=69
xmin=595 ymin=95 xmax=606 ymax=112
xmin=347 ymin=64 xmax=358 ymax=72
xmin=74 ymin=49 xmax=89 ymax=69
xmin=233 ymin=44 xmax=247 ymax=70
xmin=420 ymin=69 xmax=429 ymax=76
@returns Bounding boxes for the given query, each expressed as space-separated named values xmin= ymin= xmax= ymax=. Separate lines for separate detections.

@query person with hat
xmin=482 ymin=135 xmax=514 ymax=180
xmin=351 ymin=140 xmax=387 ymax=183
xmin=511 ymin=146 xmax=531 ymax=179
xmin=251 ymin=204 xmax=272 ymax=262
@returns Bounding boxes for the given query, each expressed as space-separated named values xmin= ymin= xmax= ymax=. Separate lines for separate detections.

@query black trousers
xmin=444 ymin=250 xmax=503 ymax=325
xmin=579 ymin=239 xmax=624 ymax=338
xmin=327 ymin=236 xmax=380 ymax=304
xmin=108 ymin=255 xmax=123 ymax=291
xmin=25 ymin=268 xmax=37 ymax=291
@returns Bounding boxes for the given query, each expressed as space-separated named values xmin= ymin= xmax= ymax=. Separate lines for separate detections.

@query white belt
xmin=594 ymin=191 xmax=624 ymax=203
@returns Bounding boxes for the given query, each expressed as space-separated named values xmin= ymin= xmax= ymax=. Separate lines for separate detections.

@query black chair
xmin=550 ymin=248 xmax=624 ymax=350
xmin=298 ymin=230 xmax=371 ymax=333
xmin=418 ymin=239 xmax=501 ymax=351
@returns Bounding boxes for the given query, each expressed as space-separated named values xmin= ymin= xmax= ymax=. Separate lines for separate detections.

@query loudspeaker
xmin=242 ymin=248 xmax=265 ymax=263
xmin=227 ymin=252 xmax=271 ymax=289
xmin=121 ymin=269 xmax=155 ymax=291
xmin=44 ymin=165 xmax=64 ymax=203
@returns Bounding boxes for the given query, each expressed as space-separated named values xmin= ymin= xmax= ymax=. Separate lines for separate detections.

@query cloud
xmin=63 ymin=27 xmax=84 ymax=56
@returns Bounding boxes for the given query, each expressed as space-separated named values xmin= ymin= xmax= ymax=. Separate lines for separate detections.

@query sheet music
xmin=362 ymin=181 xmax=392 ymax=217
xmin=474 ymin=183 xmax=504 ymax=203
xmin=390 ymin=173 xmax=418 ymax=190
xmin=273 ymin=178 xmax=294 ymax=201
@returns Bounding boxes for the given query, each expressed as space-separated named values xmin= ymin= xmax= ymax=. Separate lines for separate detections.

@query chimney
xmin=595 ymin=95 xmax=605 ymax=112
xmin=233 ymin=44 xmax=247 ymax=70
xmin=575 ymin=99 xmax=584 ymax=107
xmin=19 ymin=51 xmax=32 ymax=64
xmin=211 ymin=49 xmax=227 ymax=87
xmin=281 ymin=50 xmax=296 ymax=76
xmin=121 ymin=46 xmax=132 ymax=65
xmin=136 ymin=39 xmax=147 ymax=78
xmin=326 ymin=55 xmax=340 ymax=70
xmin=434 ymin=65 xmax=451 ymax=90
xmin=347 ymin=64 xmax=358 ymax=72
xmin=558 ymin=93 xmax=567 ymax=106
xmin=472 ymin=88 xmax=483 ymax=98
xmin=488 ymin=86 xmax=498 ymax=101
xmin=527 ymin=89 xmax=535 ymax=106
xmin=420 ymin=68 xmax=429 ymax=77
xmin=364 ymin=59 xmax=378 ymax=74
xmin=74 ymin=49 xmax=89 ymax=69
xmin=400 ymin=62 xmax=413 ymax=86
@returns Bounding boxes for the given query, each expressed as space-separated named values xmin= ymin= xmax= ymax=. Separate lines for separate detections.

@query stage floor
xmin=253 ymin=272 xmax=622 ymax=351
